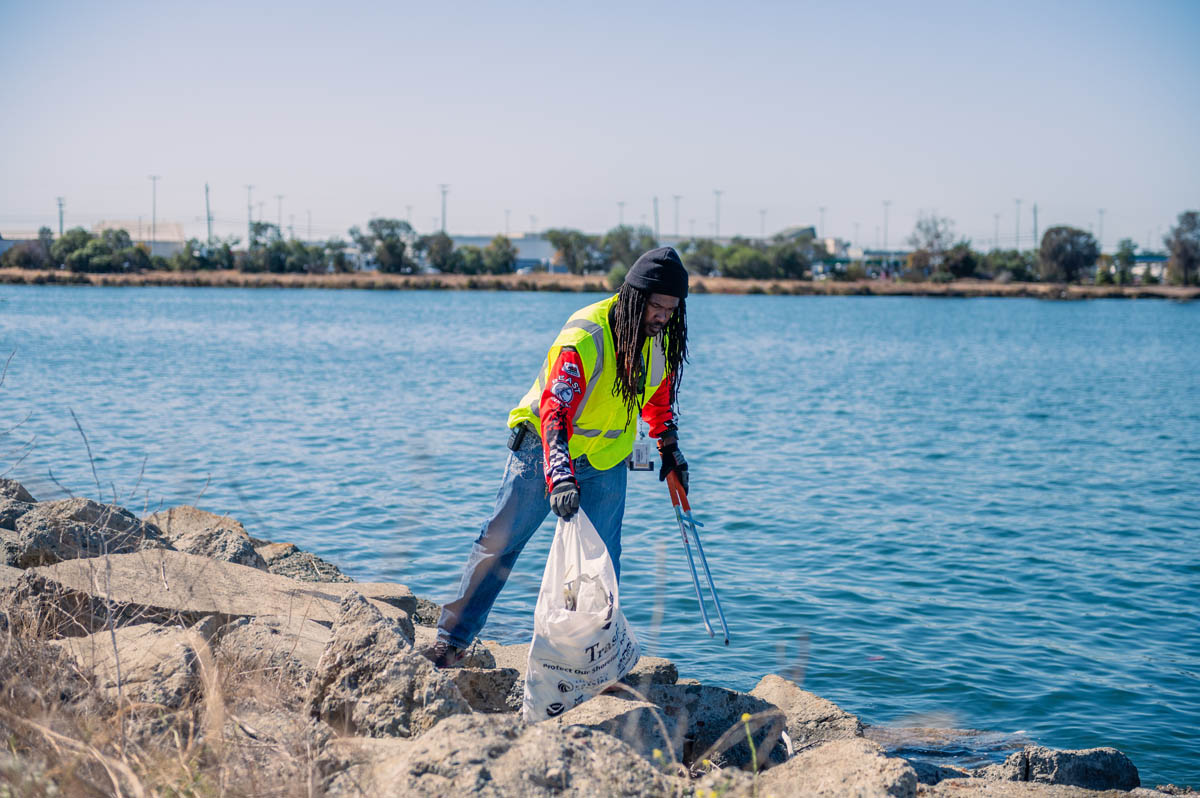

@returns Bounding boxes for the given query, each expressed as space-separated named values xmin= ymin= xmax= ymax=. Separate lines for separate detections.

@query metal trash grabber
xmin=666 ymin=471 xmax=730 ymax=645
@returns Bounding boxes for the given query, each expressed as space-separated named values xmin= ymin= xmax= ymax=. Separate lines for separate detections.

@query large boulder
xmin=977 ymin=745 xmax=1140 ymax=791
xmin=11 ymin=549 xmax=414 ymax=637
xmin=12 ymin=497 xmax=170 ymax=567
xmin=0 ymin=532 xmax=21 ymax=568
xmin=255 ymin=541 xmax=353 ymax=583
xmin=0 ymin=498 xmax=34 ymax=531
xmin=556 ymin=694 xmax=681 ymax=766
xmin=645 ymin=682 xmax=785 ymax=770
xmin=146 ymin=505 xmax=267 ymax=570
xmin=50 ymin=622 xmax=205 ymax=708
xmin=307 ymin=592 xmax=470 ymax=738
xmin=218 ymin=614 xmax=333 ymax=685
xmin=330 ymin=713 xmax=678 ymax=797
xmin=448 ymin=667 xmax=522 ymax=714
xmin=750 ymin=674 xmax=864 ymax=751
xmin=756 ymin=737 xmax=917 ymax=798
xmin=0 ymin=478 xmax=35 ymax=503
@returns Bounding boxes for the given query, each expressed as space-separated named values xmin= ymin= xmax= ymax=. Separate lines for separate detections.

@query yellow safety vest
xmin=508 ymin=294 xmax=669 ymax=471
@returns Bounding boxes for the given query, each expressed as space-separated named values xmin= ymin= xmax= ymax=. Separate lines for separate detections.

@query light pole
xmin=56 ymin=197 xmax=64 ymax=236
xmin=439 ymin=184 xmax=449 ymax=233
xmin=244 ymin=185 xmax=254 ymax=246
xmin=276 ymin=194 xmax=284 ymax=233
xmin=714 ymin=190 xmax=723 ymax=239
xmin=149 ymin=175 xmax=161 ymax=251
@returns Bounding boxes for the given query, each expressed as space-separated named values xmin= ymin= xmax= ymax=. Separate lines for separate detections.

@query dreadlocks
xmin=610 ymin=282 xmax=689 ymax=425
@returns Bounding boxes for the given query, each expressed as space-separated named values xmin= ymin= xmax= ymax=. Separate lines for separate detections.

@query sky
xmin=1 ymin=0 xmax=1198 ymax=252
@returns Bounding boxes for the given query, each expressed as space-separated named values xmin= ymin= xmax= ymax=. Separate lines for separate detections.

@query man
xmin=422 ymin=246 xmax=692 ymax=667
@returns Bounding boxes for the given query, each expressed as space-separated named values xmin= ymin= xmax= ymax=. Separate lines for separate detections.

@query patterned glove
xmin=550 ymin=479 xmax=580 ymax=520
xmin=658 ymin=435 xmax=689 ymax=494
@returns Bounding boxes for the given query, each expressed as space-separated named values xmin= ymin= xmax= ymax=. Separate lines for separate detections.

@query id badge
xmin=629 ymin=420 xmax=654 ymax=471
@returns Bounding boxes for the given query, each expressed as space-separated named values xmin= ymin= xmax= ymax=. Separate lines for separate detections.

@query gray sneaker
xmin=419 ymin=640 xmax=466 ymax=669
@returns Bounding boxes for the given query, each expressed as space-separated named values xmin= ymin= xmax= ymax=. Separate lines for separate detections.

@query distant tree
xmin=907 ymin=213 xmax=959 ymax=277
xmin=721 ymin=245 xmax=777 ymax=279
xmin=0 ymin=241 xmax=49 ymax=269
xmin=766 ymin=233 xmax=814 ymax=279
xmin=981 ymin=249 xmax=1037 ymax=282
xmin=1165 ymin=210 xmax=1200 ymax=286
xmin=1039 ymin=226 xmax=1098 ymax=283
xmin=50 ymin=227 xmax=93 ymax=268
xmin=418 ymin=231 xmax=457 ymax=272
xmin=941 ymin=242 xmax=979 ymax=279
xmin=1113 ymin=239 xmax=1137 ymax=285
xmin=483 ymin=234 xmax=518 ymax=274
xmin=678 ymin=238 xmax=720 ymax=276
xmin=545 ymin=229 xmax=601 ymax=275
xmin=606 ymin=262 xmax=628 ymax=290
xmin=598 ymin=225 xmax=656 ymax=273
xmin=457 ymin=245 xmax=485 ymax=275
xmin=325 ymin=238 xmax=353 ymax=273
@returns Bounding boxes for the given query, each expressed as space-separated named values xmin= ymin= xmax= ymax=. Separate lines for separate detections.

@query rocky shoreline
xmin=1 ymin=478 xmax=1193 ymax=797
xmin=2 ymin=267 xmax=1198 ymax=300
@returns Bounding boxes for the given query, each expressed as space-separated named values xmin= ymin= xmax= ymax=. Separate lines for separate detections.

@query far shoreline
xmin=1 ymin=267 xmax=1196 ymax=301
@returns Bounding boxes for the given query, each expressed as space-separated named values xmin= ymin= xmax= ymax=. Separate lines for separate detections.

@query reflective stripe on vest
xmin=527 ymin=318 xmax=605 ymax=418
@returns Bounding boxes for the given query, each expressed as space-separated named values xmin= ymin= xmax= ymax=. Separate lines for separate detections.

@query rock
xmin=646 ymin=682 xmax=785 ymax=770
xmin=12 ymin=497 xmax=170 ymax=567
xmin=219 ymin=614 xmax=333 ymax=684
xmin=448 ymin=667 xmax=522 ymax=713
xmin=147 ymin=505 xmax=266 ymax=570
xmin=0 ymin=498 xmax=34 ymax=531
xmin=0 ymin=478 xmax=35 ymax=503
xmin=556 ymin=694 xmax=681 ymax=765
xmin=756 ymin=737 xmax=917 ymax=798
xmin=256 ymin=541 xmax=353 ymax=583
xmin=750 ymin=673 xmax=864 ymax=752
xmin=923 ymin=779 xmax=1146 ymax=796
xmin=978 ymin=745 xmax=1140 ymax=791
xmin=0 ymin=562 xmax=20 ymax=588
xmin=0 ymin=528 xmax=19 ymax=567
xmin=909 ymin=760 xmax=972 ymax=785
xmin=13 ymin=549 xmax=414 ymax=637
xmin=333 ymin=712 xmax=678 ymax=797
xmin=307 ymin=592 xmax=470 ymax=738
xmin=50 ymin=622 xmax=204 ymax=708
xmin=412 ymin=595 xmax=441 ymax=626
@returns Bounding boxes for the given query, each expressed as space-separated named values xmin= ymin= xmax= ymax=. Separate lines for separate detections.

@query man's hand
xmin=658 ymin=435 xmax=689 ymax=494
xmin=550 ymin=479 xmax=580 ymax=520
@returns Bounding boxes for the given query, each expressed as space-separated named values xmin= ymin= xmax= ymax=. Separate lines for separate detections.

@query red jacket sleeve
xmin=539 ymin=348 xmax=587 ymax=489
xmin=641 ymin=373 xmax=676 ymax=438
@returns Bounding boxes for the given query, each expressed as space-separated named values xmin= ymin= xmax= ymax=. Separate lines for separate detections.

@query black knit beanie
xmin=624 ymin=246 xmax=689 ymax=298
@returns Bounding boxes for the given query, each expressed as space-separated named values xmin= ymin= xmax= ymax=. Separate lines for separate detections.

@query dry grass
xmin=1 ymin=267 xmax=1196 ymax=300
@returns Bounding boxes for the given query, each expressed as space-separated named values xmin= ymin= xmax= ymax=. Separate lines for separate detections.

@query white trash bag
xmin=522 ymin=508 xmax=640 ymax=722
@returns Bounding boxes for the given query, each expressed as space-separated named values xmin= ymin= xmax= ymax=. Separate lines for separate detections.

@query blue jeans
xmin=438 ymin=427 xmax=628 ymax=648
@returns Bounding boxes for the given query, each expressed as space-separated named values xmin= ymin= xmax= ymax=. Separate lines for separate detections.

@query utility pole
xmin=56 ymin=197 xmax=64 ymax=236
xmin=882 ymin=200 xmax=891 ymax=252
xmin=713 ymin=190 xmax=723 ymax=239
xmin=672 ymin=195 xmax=681 ymax=238
xmin=1032 ymin=204 xmax=1038 ymax=248
xmin=1015 ymin=199 xmax=1022 ymax=249
xmin=617 ymin=201 xmax=625 ymax=227
xmin=149 ymin=175 xmax=161 ymax=251
xmin=288 ymin=214 xmax=295 ymax=240
xmin=204 ymin=183 xmax=213 ymax=244
xmin=439 ymin=184 xmax=449 ymax=233
xmin=819 ymin=206 xmax=826 ymax=239
xmin=244 ymin=185 xmax=253 ymax=247
xmin=1097 ymin=209 xmax=1105 ymax=252
xmin=275 ymin=195 xmax=284 ymax=233
xmin=994 ymin=213 xmax=1000 ymax=249
xmin=653 ymin=196 xmax=659 ymax=240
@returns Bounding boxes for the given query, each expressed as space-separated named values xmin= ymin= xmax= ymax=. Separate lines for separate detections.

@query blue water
xmin=1 ymin=285 xmax=1197 ymax=785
